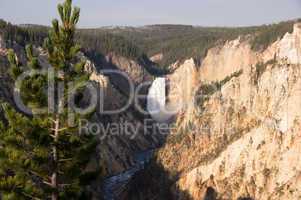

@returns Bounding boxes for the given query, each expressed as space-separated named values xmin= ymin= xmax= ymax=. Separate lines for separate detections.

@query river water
xmin=103 ymin=150 xmax=154 ymax=200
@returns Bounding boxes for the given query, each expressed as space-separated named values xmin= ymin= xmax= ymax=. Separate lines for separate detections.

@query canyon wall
xmin=147 ymin=23 xmax=301 ymax=200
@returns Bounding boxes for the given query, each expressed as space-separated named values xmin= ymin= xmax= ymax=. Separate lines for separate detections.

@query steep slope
xmin=84 ymin=59 xmax=163 ymax=175
xmin=129 ymin=23 xmax=301 ymax=200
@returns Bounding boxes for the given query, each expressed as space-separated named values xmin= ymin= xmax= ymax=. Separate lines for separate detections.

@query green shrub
xmin=196 ymin=69 xmax=243 ymax=108
xmin=253 ymin=58 xmax=276 ymax=84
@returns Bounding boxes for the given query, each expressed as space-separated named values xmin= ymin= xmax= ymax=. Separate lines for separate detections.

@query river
xmin=103 ymin=150 xmax=154 ymax=200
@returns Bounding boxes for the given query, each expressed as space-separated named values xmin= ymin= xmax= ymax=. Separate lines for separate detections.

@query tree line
xmin=0 ymin=19 xmax=144 ymax=61
xmin=0 ymin=18 xmax=297 ymax=69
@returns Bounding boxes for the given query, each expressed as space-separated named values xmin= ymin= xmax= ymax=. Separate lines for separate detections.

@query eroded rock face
xmin=199 ymin=38 xmax=258 ymax=83
xmin=105 ymin=52 xmax=150 ymax=85
xmin=175 ymin=62 xmax=301 ymax=199
xmin=276 ymin=23 xmax=301 ymax=64
xmin=0 ymin=40 xmax=26 ymax=108
xmin=167 ymin=58 xmax=199 ymax=125
xmin=81 ymin=54 xmax=163 ymax=175
xmin=153 ymin=23 xmax=301 ymax=200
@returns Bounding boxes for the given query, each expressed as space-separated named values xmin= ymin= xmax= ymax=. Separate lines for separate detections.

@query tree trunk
xmin=52 ymin=114 xmax=59 ymax=200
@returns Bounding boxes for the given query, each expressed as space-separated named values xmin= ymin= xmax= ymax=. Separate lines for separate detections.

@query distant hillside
xmin=96 ymin=21 xmax=296 ymax=67
xmin=0 ymin=19 xmax=144 ymax=60
xmin=0 ymin=19 xmax=298 ymax=68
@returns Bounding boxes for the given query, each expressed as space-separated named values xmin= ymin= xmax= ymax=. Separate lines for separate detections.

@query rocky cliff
xmin=129 ymin=23 xmax=301 ymax=200
xmin=86 ymin=59 xmax=162 ymax=175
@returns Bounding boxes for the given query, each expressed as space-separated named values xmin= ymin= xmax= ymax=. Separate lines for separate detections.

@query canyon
xmin=127 ymin=23 xmax=301 ymax=200
xmin=1 ymin=19 xmax=301 ymax=200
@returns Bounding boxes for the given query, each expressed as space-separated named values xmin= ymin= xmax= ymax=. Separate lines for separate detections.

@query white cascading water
xmin=147 ymin=77 xmax=174 ymax=122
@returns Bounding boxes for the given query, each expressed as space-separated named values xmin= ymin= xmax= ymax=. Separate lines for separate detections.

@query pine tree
xmin=0 ymin=0 xmax=99 ymax=199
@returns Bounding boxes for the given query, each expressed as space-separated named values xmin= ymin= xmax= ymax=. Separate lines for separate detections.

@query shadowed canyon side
xmin=128 ymin=23 xmax=301 ymax=200
xmin=84 ymin=58 xmax=164 ymax=176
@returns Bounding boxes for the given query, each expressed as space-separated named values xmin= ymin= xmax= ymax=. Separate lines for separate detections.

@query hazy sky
xmin=1 ymin=0 xmax=301 ymax=28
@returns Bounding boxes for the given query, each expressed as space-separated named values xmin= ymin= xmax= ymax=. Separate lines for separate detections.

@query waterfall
xmin=147 ymin=77 xmax=173 ymax=122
